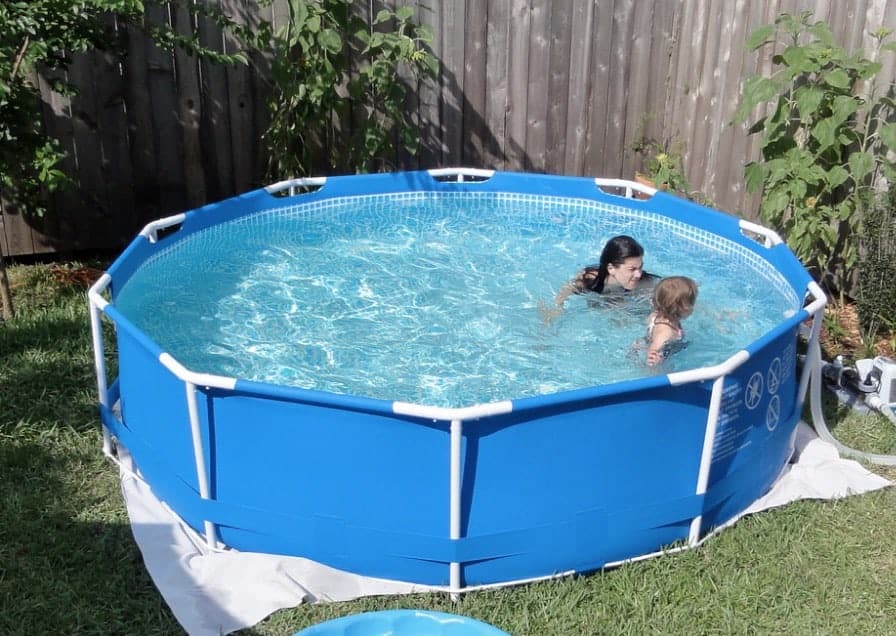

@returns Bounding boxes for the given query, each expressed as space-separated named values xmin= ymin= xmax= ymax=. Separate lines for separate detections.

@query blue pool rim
xmin=292 ymin=609 xmax=511 ymax=635
xmin=88 ymin=168 xmax=827 ymax=593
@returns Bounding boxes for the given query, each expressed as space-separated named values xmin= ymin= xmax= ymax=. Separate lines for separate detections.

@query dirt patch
xmin=820 ymin=300 xmax=895 ymax=361
xmin=49 ymin=264 xmax=105 ymax=289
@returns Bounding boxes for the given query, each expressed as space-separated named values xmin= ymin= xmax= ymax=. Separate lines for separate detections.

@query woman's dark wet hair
xmin=584 ymin=235 xmax=645 ymax=293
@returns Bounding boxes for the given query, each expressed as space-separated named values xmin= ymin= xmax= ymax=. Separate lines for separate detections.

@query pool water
xmin=116 ymin=192 xmax=796 ymax=407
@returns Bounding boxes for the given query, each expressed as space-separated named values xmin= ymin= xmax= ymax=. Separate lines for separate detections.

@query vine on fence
xmin=0 ymin=0 xmax=247 ymax=319
xmin=255 ymin=0 xmax=437 ymax=178
xmin=0 ymin=1 xmax=247 ymax=219
xmin=734 ymin=11 xmax=896 ymax=294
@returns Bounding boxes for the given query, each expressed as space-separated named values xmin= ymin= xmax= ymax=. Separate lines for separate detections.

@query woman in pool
xmin=541 ymin=235 xmax=656 ymax=323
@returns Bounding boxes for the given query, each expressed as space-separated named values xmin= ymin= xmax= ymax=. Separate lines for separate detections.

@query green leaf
xmin=422 ymin=55 xmax=439 ymax=75
xmin=808 ymin=21 xmax=836 ymax=46
xmin=830 ymin=94 xmax=858 ymax=123
xmin=811 ymin=117 xmax=839 ymax=153
xmin=395 ymin=6 xmax=415 ymax=21
xmin=781 ymin=45 xmax=811 ymax=71
xmin=879 ymin=122 xmax=896 ymax=151
xmin=318 ymin=28 xmax=342 ymax=54
xmin=881 ymin=161 xmax=896 ymax=182
xmin=745 ymin=76 xmax=779 ymax=103
xmin=745 ymin=24 xmax=776 ymax=50
xmin=788 ymin=178 xmax=807 ymax=200
xmin=735 ymin=76 xmax=779 ymax=123
xmin=764 ymin=188 xmax=791 ymax=215
xmin=824 ymin=68 xmax=852 ymax=89
xmin=835 ymin=203 xmax=855 ymax=221
xmin=289 ymin=0 xmax=308 ymax=27
xmin=848 ymin=151 xmax=874 ymax=182
xmin=825 ymin=165 xmax=849 ymax=189
xmin=765 ymin=157 xmax=791 ymax=185
xmin=794 ymin=86 xmax=824 ymax=120
xmin=859 ymin=60 xmax=882 ymax=80
xmin=744 ymin=162 xmax=765 ymax=193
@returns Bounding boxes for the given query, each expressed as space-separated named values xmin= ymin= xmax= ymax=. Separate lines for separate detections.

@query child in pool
xmin=645 ymin=276 xmax=698 ymax=367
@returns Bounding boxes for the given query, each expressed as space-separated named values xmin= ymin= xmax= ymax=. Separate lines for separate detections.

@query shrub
xmin=735 ymin=12 xmax=896 ymax=294
xmin=856 ymin=188 xmax=896 ymax=350
xmin=256 ymin=1 xmax=437 ymax=178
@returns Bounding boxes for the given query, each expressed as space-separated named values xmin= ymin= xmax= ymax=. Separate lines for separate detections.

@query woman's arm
xmin=554 ymin=269 xmax=601 ymax=307
xmin=540 ymin=274 xmax=584 ymax=325
xmin=554 ymin=279 xmax=580 ymax=307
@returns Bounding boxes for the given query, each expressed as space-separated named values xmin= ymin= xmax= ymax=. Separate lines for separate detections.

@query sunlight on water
xmin=116 ymin=192 xmax=798 ymax=407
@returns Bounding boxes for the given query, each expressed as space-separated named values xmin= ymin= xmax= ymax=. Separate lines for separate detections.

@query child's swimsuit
xmin=646 ymin=315 xmax=688 ymax=359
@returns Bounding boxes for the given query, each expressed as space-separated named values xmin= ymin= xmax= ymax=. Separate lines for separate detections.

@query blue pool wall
xmin=98 ymin=170 xmax=815 ymax=587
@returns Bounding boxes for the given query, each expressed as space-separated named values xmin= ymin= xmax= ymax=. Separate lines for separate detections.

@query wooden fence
xmin=2 ymin=0 xmax=895 ymax=257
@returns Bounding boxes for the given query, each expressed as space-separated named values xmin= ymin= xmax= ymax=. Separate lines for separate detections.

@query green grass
xmin=1 ymin=262 xmax=894 ymax=635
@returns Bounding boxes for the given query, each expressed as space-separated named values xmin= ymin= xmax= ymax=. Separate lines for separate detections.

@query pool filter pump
xmin=855 ymin=356 xmax=896 ymax=408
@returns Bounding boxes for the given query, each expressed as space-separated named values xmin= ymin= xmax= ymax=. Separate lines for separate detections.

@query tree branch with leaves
xmin=0 ymin=0 xmax=247 ymax=319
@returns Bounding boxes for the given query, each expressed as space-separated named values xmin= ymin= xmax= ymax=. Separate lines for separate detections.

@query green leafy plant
xmin=822 ymin=310 xmax=849 ymax=343
xmin=735 ymin=12 xmax=896 ymax=293
xmin=855 ymin=188 xmax=896 ymax=353
xmin=0 ymin=0 xmax=246 ymax=319
xmin=630 ymin=134 xmax=715 ymax=206
xmin=257 ymin=0 xmax=437 ymax=178
xmin=0 ymin=1 xmax=247 ymax=216
xmin=631 ymin=136 xmax=691 ymax=194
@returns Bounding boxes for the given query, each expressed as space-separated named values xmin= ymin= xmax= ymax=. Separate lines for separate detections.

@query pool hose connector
xmin=809 ymin=344 xmax=896 ymax=465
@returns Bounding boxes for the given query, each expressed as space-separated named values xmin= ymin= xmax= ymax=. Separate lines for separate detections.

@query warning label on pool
xmin=713 ymin=380 xmax=752 ymax=463
xmin=713 ymin=355 xmax=792 ymax=463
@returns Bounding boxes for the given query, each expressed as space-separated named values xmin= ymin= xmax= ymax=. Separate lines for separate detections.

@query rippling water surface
xmin=115 ymin=192 xmax=797 ymax=406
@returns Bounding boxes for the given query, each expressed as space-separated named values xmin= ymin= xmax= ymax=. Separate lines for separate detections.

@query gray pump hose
xmin=807 ymin=336 xmax=896 ymax=466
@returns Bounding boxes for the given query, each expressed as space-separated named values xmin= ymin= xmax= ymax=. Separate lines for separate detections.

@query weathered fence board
xmin=4 ymin=0 xmax=895 ymax=257
xmin=438 ymin=0 xmax=466 ymax=166
xmin=564 ymin=0 xmax=595 ymax=175
xmin=416 ymin=0 xmax=443 ymax=168
xmin=544 ymin=2 xmax=572 ymax=173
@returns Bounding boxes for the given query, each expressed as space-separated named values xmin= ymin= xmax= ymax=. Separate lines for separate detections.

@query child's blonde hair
xmin=652 ymin=276 xmax=698 ymax=321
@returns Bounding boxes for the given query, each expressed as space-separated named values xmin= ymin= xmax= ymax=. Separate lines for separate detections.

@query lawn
xmin=1 ymin=262 xmax=894 ymax=635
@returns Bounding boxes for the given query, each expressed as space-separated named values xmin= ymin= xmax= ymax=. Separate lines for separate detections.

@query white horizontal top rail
xmin=392 ymin=399 xmax=514 ymax=421
xmin=140 ymin=213 xmax=186 ymax=244
xmin=427 ymin=167 xmax=496 ymax=182
xmin=265 ymin=176 xmax=328 ymax=196
xmin=739 ymin=219 xmax=784 ymax=247
xmin=158 ymin=353 xmax=238 ymax=391
xmin=593 ymin=177 xmax=656 ymax=199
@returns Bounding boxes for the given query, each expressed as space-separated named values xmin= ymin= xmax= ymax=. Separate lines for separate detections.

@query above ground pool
xmin=89 ymin=168 xmax=825 ymax=593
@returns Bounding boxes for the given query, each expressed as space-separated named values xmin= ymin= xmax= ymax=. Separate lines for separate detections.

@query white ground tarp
xmin=117 ymin=421 xmax=891 ymax=636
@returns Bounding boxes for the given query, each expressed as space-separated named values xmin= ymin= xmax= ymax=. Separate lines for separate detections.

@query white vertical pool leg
xmin=449 ymin=418 xmax=463 ymax=599
xmin=88 ymin=297 xmax=113 ymax=456
xmin=797 ymin=287 xmax=826 ymax=407
xmin=689 ymin=374 xmax=726 ymax=545
xmin=185 ymin=381 xmax=218 ymax=549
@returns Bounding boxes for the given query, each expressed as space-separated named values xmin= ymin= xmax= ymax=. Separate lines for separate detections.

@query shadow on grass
xmin=0 ymin=430 xmax=185 ymax=634
xmin=0 ymin=278 xmax=185 ymax=632
xmin=0 ymin=302 xmax=106 ymax=436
